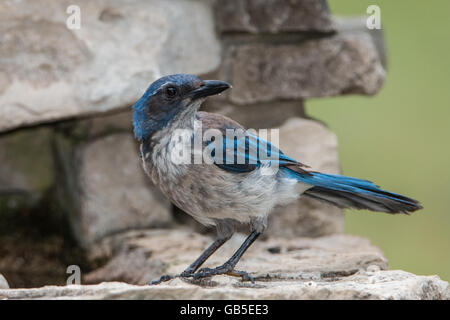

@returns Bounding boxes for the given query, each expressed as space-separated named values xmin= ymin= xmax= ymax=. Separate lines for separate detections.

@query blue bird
xmin=132 ymin=74 xmax=422 ymax=284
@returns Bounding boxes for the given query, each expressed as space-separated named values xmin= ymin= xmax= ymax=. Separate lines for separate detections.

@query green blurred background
xmin=307 ymin=0 xmax=450 ymax=281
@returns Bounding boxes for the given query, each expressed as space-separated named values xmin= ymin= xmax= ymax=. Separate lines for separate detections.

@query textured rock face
xmin=0 ymin=0 xmax=417 ymax=296
xmin=2 ymin=271 xmax=448 ymax=300
xmin=216 ymin=0 xmax=336 ymax=34
xmin=335 ymin=16 xmax=387 ymax=68
xmin=85 ymin=229 xmax=389 ymax=285
xmin=0 ymin=274 xmax=9 ymax=289
xmin=1 ymin=230 xmax=448 ymax=299
xmin=203 ymin=100 xmax=306 ymax=129
xmin=64 ymin=133 xmax=173 ymax=248
xmin=0 ymin=127 xmax=54 ymax=193
xmin=0 ymin=0 xmax=221 ymax=132
xmin=228 ymin=32 xmax=385 ymax=105
xmin=268 ymin=118 xmax=343 ymax=237
xmin=0 ymin=127 xmax=55 ymax=211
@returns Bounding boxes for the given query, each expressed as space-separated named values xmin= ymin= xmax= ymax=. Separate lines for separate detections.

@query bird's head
xmin=132 ymin=74 xmax=231 ymax=141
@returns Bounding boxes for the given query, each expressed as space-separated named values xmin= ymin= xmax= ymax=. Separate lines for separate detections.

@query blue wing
xmin=205 ymin=132 xmax=306 ymax=173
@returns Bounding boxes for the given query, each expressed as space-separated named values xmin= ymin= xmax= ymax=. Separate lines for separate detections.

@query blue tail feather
xmin=284 ymin=169 xmax=422 ymax=214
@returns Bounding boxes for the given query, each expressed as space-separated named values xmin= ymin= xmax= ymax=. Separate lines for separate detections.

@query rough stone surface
xmin=335 ymin=16 xmax=387 ymax=68
xmin=78 ymin=110 xmax=134 ymax=139
xmin=215 ymin=0 xmax=336 ymax=34
xmin=62 ymin=133 xmax=173 ymax=249
xmin=1 ymin=230 xmax=448 ymax=299
xmin=203 ymin=100 xmax=305 ymax=129
xmin=0 ymin=0 xmax=221 ymax=132
xmin=0 ymin=274 xmax=9 ymax=289
xmin=268 ymin=117 xmax=343 ymax=237
xmin=86 ymin=229 xmax=389 ymax=285
xmin=0 ymin=127 xmax=54 ymax=194
xmin=227 ymin=28 xmax=385 ymax=105
xmin=84 ymin=248 xmax=165 ymax=285
xmin=2 ymin=270 xmax=447 ymax=300
xmin=0 ymin=127 xmax=55 ymax=211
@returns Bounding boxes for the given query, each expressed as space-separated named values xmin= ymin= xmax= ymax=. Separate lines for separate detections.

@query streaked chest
xmin=140 ymin=128 xmax=194 ymax=187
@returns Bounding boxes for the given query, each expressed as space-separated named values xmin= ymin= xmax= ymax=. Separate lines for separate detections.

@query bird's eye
xmin=165 ymin=86 xmax=177 ymax=97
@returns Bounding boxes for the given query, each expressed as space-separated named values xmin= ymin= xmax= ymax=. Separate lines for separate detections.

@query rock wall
xmin=204 ymin=2 xmax=385 ymax=237
xmin=0 ymin=0 xmax=221 ymax=132
xmin=1 ymin=230 xmax=449 ymax=299
xmin=1 ymin=0 xmax=445 ymax=300
xmin=1 ymin=0 xmax=385 ymax=256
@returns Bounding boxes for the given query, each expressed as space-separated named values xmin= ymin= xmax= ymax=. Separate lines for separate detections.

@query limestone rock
xmin=84 ymin=248 xmax=165 ymax=285
xmin=2 ymin=271 xmax=447 ymax=300
xmin=335 ymin=16 xmax=387 ymax=68
xmin=0 ymin=127 xmax=55 ymax=211
xmin=1 ymin=230 xmax=448 ymax=299
xmin=215 ymin=0 xmax=336 ymax=34
xmin=0 ymin=274 xmax=9 ymax=289
xmin=277 ymin=118 xmax=340 ymax=178
xmin=203 ymin=100 xmax=306 ymax=129
xmin=227 ymin=25 xmax=385 ymax=105
xmin=56 ymin=132 xmax=172 ymax=249
xmin=83 ymin=229 xmax=387 ymax=285
xmin=0 ymin=0 xmax=221 ymax=132
xmin=267 ymin=117 xmax=343 ymax=237
xmin=77 ymin=110 xmax=133 ymax=139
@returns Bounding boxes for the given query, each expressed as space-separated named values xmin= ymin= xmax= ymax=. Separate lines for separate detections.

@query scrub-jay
xmin=132 ymin=74 xmax=421 ymax=284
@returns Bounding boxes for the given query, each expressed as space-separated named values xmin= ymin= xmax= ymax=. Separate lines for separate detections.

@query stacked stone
xmin=0 ymin=0 xmax=223 ymax=256
xmin=204 ymin=0 xmax=386 ymax=237
xmin=0 ymin=0 xmax=387 ymax=285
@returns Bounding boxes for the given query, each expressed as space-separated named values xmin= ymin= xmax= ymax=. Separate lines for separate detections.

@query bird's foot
xmin=226 ymin=269 xmax=255 ymax=283
xmin=149 ymin=267 xmax=255 ymax=285
xmin=148 ymin=271 xmax=196 ymax=285
xmin=193 ymin=265 xmax=255 ymax=284
xmin=148 ymin=274 xmax=175 ymax=285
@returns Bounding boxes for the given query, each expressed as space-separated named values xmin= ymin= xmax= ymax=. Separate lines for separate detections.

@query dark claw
xmin=148 ymin=274 xmax=174 ymax=285
xmin=149 ymin=271 xmax=198 ymax=285
xmin=227 ymin=269 xmax=255 ymax=284
xmin=192 ymin=265 xmax=254 ymax=283
xmin=150 ymin=266 xmax=255 ymax=285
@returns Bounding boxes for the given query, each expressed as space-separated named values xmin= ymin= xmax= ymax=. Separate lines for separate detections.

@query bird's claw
xmin=149 ymin=266 xmax=255 ymax=285
xmin=192 ymin=266 xmax=254 ymax=283
xmin=227 ymin=269 xmax=255 ymax=284
xmin=148 ymin=274 xmax=175 ymax=285
xmin=148 ymin=272 xmax=196 ymax=285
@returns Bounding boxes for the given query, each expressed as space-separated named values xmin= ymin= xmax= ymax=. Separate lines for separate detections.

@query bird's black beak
xmin=191 ymin=80 xmax=231 ymax=100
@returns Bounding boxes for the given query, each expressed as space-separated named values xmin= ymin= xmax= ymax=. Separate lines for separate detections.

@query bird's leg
xmin=149 ymin=220 xmax=235 ymax=285
xmin=148 ymin=237 xmax=230 ymax=285
xmin=180 ymin=236 xmax=230 ymax=276
xmin=193 ymin=230 xmax=261 ymax=283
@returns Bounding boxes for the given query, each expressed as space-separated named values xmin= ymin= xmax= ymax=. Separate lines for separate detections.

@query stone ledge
xmin=218 ymin=17 xmax=386 ymax=105
xmin=0 ymin=0 xmax=221 ymax=133
xmin=215 ymin=0 xmax=336 ymax=34
xmin=0 ymin=274 xmax=8 ymax=289
xmin=226 ymin=31 xmax=385 ymax=105
xmin=84 ymin=230 xmax=389 ymax=284
xmin=1 ymin=270 xmax=448 ymax=300
xmin=1 ymin=230 xmax=448 ymax=299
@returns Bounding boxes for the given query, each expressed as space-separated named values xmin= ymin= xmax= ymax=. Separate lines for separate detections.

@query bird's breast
xmin=140 ymin=129 xmax=193 ymax=190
